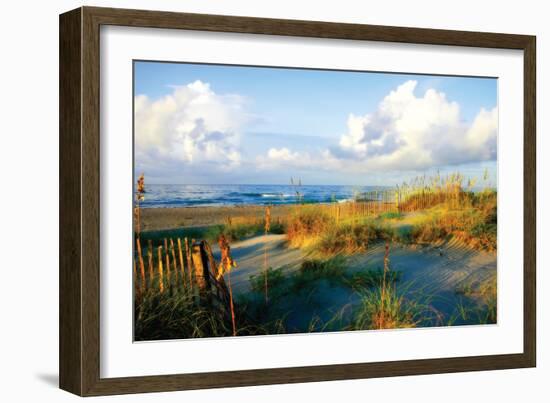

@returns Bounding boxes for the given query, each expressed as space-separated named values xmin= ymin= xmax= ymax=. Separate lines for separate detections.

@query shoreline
xmin=140 ymin=198 xmax=357 ymax=210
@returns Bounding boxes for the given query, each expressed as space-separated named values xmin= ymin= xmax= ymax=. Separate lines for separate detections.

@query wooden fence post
xmin=157 ymin=246 xmax=164 ymax=293
xmin=164 ymin=238 xmax=171 ymax=287
xmin=191 ymin=241 xmax=211 ymax=297
xmin=177 ymin=238 xmax=186 ymax=287
xmin=170 ymin=238 xmax=178 ymax=286
xmin=185 ymin=237 xmax=193 ymax=291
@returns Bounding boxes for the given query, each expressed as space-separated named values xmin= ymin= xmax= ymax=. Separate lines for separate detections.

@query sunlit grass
xmin=350 ymin=285 xmax=419 ymax=330
xmin=408 ymin=193 xmax=497 ymax=251
xmin=135 ymin=289 xmax=233 ymax=341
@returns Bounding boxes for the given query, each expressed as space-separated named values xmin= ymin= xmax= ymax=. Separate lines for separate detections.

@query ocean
xmin=139 ymin=184 xmax=392 ymax=208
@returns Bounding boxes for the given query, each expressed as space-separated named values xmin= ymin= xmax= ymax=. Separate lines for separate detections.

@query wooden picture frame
xmin=59 ymin=6 xmax=536 ymax=396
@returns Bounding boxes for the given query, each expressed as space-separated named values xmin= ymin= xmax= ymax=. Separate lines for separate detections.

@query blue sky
xmin=134 ymin=61 xmax=497 ymax=186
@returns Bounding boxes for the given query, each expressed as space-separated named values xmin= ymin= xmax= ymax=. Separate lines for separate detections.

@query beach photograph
xmin=132 ymin=61 xmax=498 ymax=341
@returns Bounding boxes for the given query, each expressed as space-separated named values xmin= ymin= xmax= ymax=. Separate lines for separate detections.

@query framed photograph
xmin=59 ymin=6 xmax=536 ymax=396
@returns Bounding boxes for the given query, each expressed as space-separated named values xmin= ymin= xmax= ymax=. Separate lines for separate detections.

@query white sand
xmin=214 ymin=234 xmax=496 ymax=320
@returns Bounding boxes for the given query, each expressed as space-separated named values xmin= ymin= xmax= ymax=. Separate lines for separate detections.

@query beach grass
xmin=282 ymin=183 xmax=497 ymax=255
xmin=407 ymin=192 xmax=497 ymax=251
xmin=349 ymin=285 xmax=420 ymax=330
xmin=134 ymin=289 xmax=233 ymax=341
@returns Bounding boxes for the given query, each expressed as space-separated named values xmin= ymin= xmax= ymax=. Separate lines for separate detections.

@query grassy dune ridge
xmin=286 ymin=190 xmax=497 ymax=254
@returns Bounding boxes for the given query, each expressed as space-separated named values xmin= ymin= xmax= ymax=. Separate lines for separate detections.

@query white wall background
xmin=0 ymin=0 xmax=545 ymax=401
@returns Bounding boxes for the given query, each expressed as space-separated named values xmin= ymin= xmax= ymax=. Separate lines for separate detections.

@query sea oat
xmin=134 ymin=173 xmax=145 ymax=237
xmin=218 ymin=234 xmax=237 ymax=336
xmin=217 ymin=234 xmax=237 ymax=279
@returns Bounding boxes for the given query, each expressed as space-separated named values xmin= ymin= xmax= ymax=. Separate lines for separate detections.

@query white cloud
xmin=463 ymin=107 xmax=498 ymax=160
xmin=333 ymin=80 xmax=497 ymax=171
xmin=134 ymin=80 xmax=247 ymax=171
xmin=257 ymin=147 xmax=308 ymax=169
xmin=257 ymin=147 xmax=341 ymax=172
xmin=267 ymin=147 xmax=301 ymax=162
xmin=256 ymin=80 xmax=497 ymax=175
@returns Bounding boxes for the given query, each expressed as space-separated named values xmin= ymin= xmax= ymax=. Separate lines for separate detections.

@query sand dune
xmin=213 ymin=234 xmax=306 ymax=293
xmin=347 ymin=240 xmax=496 ymax=317
xmin=214 ymin=234 xmax=496 ymax=320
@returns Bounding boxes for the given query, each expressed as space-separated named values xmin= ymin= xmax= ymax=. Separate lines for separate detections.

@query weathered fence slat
xmin=170 ymin=238 xmax=178 ymax=285
xmin=164 ymin=238 xmax=171 ymax=284
xmin=157 ymin=246 xmax=164 ymax=293
xmin=185 ymin=237 xmax=193 ymax=291
xmin=177 ymin=238 xmax=186 ymax=287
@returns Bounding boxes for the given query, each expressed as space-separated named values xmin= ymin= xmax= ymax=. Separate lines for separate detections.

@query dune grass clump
xmin=317 ymin=221 xmax=394 ymax=255
xmin=350 ymin=285 xmax=420 ymax=330
xmin=286 ymin=208 xmax=334 ymax=248
xmin=292 ymin=256 xmax=347 ymax=289
xmin=393 ymin=172 xmax=497 ymax=250
xmin=468 ymin=222 xmax=497 ymax=251
xmin=397 ymin=172 xmax=469 ymax=211
xmin=410 ymin=215 xmax=449 ymax=244
xmin=410 ymin=196 xmax=497 ymax=251
xmin=134 ymin=290 xmax=234 ymax=341
xmin=348 ymin=241 xmax=435 ymax=330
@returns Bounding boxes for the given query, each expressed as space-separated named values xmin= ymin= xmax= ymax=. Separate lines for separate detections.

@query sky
xmin=134 ymin=61 xmax=497 ymax=186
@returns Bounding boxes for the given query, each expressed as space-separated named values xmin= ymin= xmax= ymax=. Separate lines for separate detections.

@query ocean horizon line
xmin=139 ymin=183 xmax=396 ymax=187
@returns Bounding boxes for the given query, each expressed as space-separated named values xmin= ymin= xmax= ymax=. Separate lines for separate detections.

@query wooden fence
xmin=349 ymin=187 xmax=466 ymax=214
xmin=133 ymin=237 xmax=231 ymax=316
xmin=288 ymin=188 xmax=467 ymax=223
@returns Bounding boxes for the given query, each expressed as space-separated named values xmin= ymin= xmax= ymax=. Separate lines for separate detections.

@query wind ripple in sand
xmin=347 ymin=240 xmax=496 ymax=316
